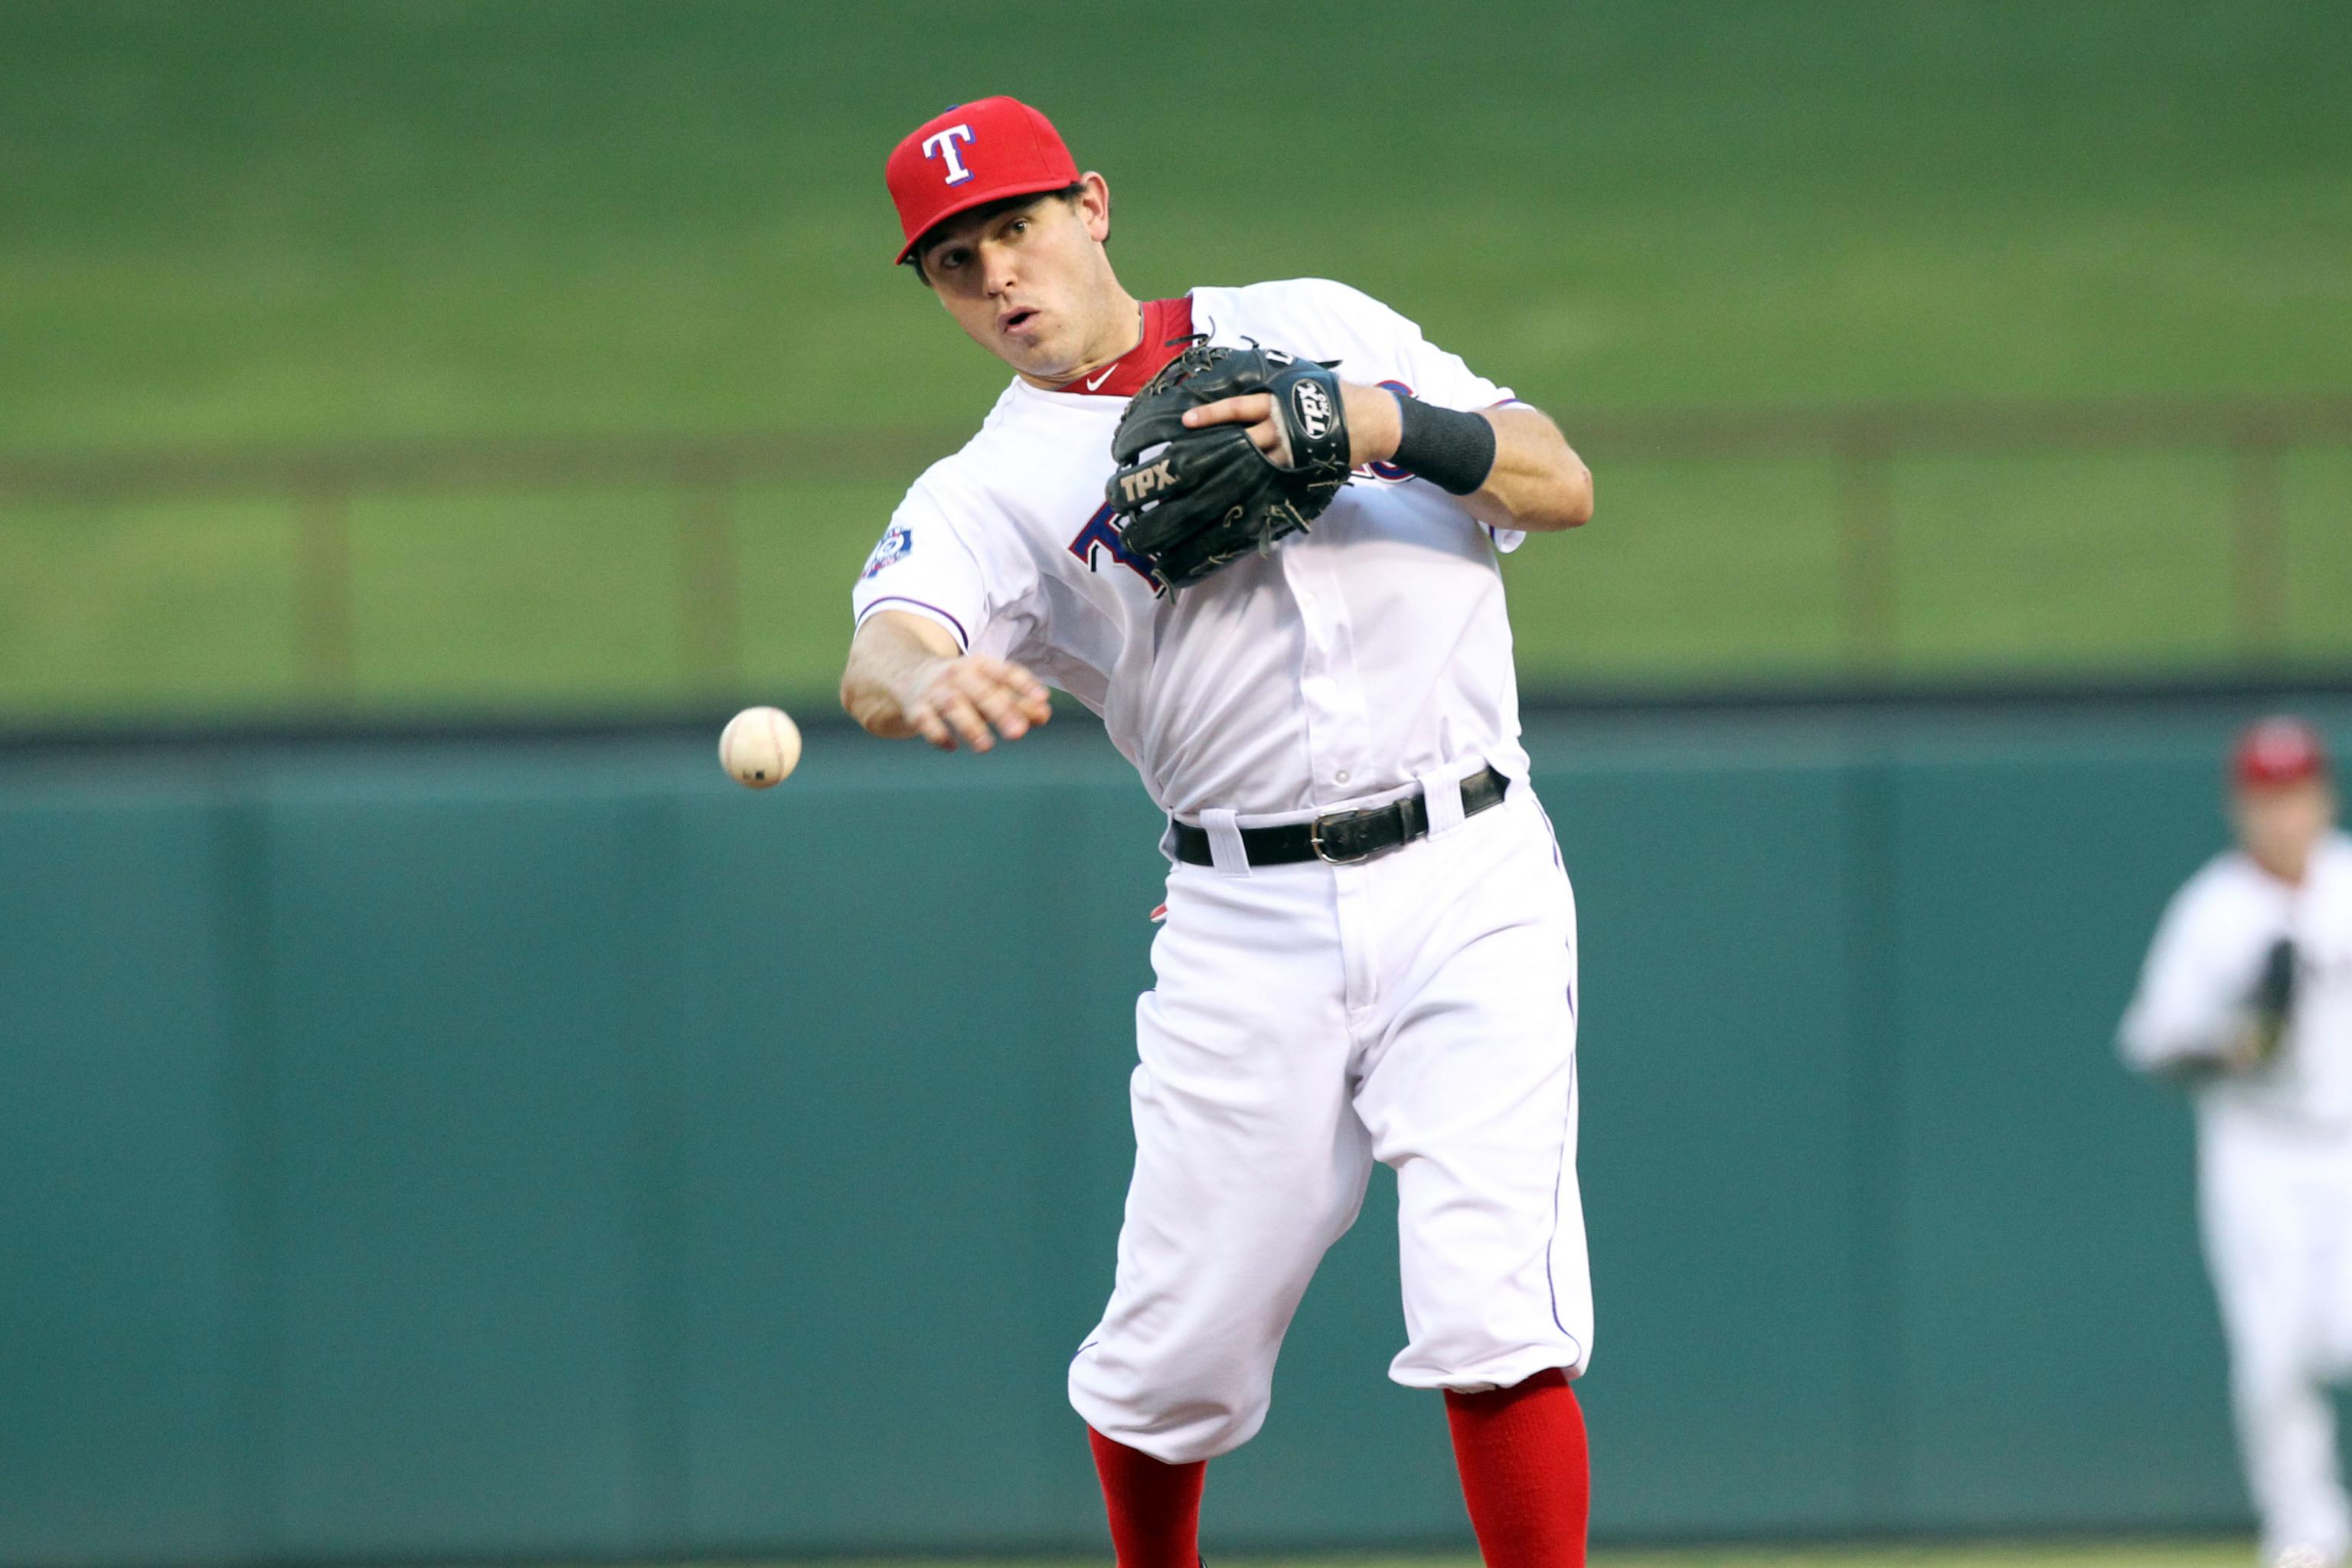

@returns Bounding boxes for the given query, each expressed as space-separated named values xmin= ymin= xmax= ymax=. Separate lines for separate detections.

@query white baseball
xmin=719 ymin=706 xmax=802 ymax=789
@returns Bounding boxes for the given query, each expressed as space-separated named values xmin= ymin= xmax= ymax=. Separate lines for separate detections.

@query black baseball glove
xmin=2241 ymin=935 xmax=2300 ymax=1067
xmin=1103 ymin=340 xmax=1354 ymax=590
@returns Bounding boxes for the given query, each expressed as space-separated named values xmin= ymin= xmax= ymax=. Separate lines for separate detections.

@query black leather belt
xmin=1171 ymin=766 xmax=1509 ymax=867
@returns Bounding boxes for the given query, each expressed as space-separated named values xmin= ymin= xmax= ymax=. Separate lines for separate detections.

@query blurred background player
xmin=2121 ymin=717 xmax=2352 ymax=1568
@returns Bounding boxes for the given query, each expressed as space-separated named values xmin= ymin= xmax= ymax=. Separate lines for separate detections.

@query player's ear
xmin=1077 ymin=172 xmax=1112 ymax=244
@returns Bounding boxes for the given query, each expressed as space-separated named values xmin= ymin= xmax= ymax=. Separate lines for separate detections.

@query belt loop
xmin=1201 ymin=808 xmax=1252 ymax=876
xmin=1416 ymin=768 xmax=1467 ymax=836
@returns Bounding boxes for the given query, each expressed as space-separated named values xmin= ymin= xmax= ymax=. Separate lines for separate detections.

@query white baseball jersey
xmin=2120 ymin=831 xmax=2352 ymax=1565
xmin=2120 ymin=831 xmax=2352 ymax=1132
xmin=851 ymin=277 xmax=1532 ymax=822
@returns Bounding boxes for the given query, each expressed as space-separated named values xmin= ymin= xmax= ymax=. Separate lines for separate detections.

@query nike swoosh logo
xmin=1085 ymin=367 xmax=1116 ymax=391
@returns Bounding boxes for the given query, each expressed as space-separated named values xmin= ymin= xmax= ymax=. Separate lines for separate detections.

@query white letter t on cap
xmin=923 ymin=124 xmax=975 ymax=185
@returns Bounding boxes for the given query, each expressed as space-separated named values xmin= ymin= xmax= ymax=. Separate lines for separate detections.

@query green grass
xmin=2 ymin=2 xmax=2349 ymax=717
xmin=489 ymin=1549 xmax=2253 ymax=1568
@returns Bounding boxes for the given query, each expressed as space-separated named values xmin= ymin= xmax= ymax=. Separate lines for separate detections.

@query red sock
xmin=1087 ymin=1426 xmax=1206 ymax=1568
xmin=1444 ymin=1368 xmax=1589 ymax=1567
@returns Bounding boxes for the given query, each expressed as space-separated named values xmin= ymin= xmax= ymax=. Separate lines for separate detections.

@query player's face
xmin=920 ymin=175 xmax=1124 ymax=383
xmin=2232 ymin=777 xmax=2336 ymax=884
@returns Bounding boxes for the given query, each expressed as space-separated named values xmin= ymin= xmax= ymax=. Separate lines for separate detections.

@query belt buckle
xmin=1309 ymin=808 xmax=1375 ymax=865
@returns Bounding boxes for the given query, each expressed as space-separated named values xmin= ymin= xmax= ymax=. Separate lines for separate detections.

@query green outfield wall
xmin=7 ymin=696 xmax=2344 ymax=1563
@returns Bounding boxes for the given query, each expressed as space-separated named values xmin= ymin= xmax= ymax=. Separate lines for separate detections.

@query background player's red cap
xmin=2231 ymin=714 xmax=2330 ymax=789
xmin=886 ymin=96 xmax=1080 ymax=265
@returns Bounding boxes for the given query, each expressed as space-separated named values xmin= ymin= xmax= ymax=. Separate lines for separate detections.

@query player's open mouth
xmin=1000 ymin=307 xmax=1040 ymax=335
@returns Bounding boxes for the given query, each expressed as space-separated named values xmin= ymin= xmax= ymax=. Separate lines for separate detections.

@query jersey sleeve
xmin=2118 ymin=874 xmax=2250 ymax=1073
xmin=1292 ymin=279 xmax=1532 ymax=553
xmin=850 ymin=465 xmax=1037 ymax=653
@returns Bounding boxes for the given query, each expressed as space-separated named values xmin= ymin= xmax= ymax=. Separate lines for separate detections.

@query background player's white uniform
xmin=2121 ymin=832 xmax=2352 ymax=1566
xmin=854 ymin=278 xmax=1592 ymax=1464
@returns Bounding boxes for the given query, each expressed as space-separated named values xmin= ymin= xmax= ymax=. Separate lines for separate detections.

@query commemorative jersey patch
xmin=861 ymin=522 xmax=913 ymax=580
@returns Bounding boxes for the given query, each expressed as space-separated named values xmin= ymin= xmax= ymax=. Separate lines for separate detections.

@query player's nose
xmin=979 ymin=241 xmax=1018 ymax=295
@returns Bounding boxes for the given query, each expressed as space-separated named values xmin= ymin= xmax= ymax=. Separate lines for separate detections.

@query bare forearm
xmin=840 ymin=609 xmax=1052 ymax=752
xmin=1463 ymin=406 xmax=1592 ymax=534
xmin=841 ymin=611 xmax=961 ymax=738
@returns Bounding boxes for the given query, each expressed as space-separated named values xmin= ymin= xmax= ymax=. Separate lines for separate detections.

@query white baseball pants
xmin=2199 ymin=1112 xmax=2352 ymax=1565
xmin=1069 ymin=786 xmax=1592 ymax=1465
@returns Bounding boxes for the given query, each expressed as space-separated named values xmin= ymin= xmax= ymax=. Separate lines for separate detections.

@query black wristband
xmin=1389 ymin=393 xmax=1498 ymax=495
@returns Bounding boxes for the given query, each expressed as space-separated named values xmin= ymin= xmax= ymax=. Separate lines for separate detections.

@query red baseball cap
xmin=885 ymin=96 xmax=1081 ymax=264
xmin=2232 ymin=714 xmax=2331 ymax=789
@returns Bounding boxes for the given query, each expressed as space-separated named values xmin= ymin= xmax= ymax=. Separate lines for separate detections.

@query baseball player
xmin=841 ymin=97 xmax=1596 ymax=1565
xmin=2121 ymin=717 xmax=2352 ymax=1568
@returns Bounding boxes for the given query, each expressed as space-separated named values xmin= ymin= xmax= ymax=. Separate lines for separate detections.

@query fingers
xmin=913 ymin=658 xmax=1054 ymax=752
xmin=932 ymin=685 xmax=998 ymax=752
xmin=1180 ymin=394 xmax=1289 ymax=462
xmin=963 ymin=672 xmax=1030 ymax=743
xmin=904 ymin=701 xmax=957 ymax=751
xmin=903 ymin=664 xmax=993 ymax=752
xmin=1182 ymin=393 xmax=1274 ymax=430
xmin=1183 ymin=396 xmax=1288 ymax=459
xmin=978 ymin=657 xmax=1055 ymax=726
